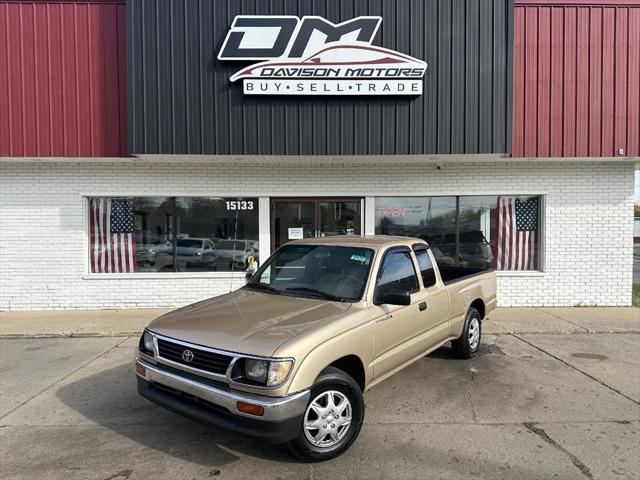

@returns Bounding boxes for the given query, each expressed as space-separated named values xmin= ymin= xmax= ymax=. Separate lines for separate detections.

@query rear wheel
xmin=287 ymin=366 xmax=364 ymax=462
xmin=451 ymin=306 xmax=482 ymax=359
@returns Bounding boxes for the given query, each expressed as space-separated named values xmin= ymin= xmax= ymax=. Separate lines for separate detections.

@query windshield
xmin=245 ymin=245 xmax=374 ymax=302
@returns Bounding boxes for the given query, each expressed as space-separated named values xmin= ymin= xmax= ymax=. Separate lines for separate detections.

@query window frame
xmin=83 ymin=195 xmax=260 ymax=277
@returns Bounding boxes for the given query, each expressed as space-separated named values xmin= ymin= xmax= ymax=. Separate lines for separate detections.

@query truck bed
xmin=439 ymin=266 xmax=493 ymax=285
xmin=441 ymin=266 xmax=497 ymax=336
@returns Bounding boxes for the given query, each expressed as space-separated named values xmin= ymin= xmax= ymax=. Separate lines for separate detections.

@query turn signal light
xmin=135 ymin=363 xmax=146 ymax=377
xmin=236 ymin=401 xmax=264 ymax=417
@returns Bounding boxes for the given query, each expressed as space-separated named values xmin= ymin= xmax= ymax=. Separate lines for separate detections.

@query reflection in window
xmin=458 ymin=196 xmax=496 ymax=269
xmin=89 ymin=197 xmax=259 ymax=273
xmin=375 ymin=197 xmax=456 ymax=266
xmin=175 ymin=198 xmax=259 ymax=272
xmin=375 ymin=196 xmax=541 ymax=271
xmin=414 ymin=249 xmax=437 ymax=287
xmin=252 ymin=245 xmax=373 ymax=301
xmin=319 ymin=201 xmax=361 ymax=237
xmin=375 ymin=249 xmax=419 ymax=301
xmin=133 ymin=197 xmax=174 ymax=272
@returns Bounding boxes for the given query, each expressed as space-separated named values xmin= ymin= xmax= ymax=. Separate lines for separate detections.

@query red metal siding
xmin=513 ymin=0 xmax=640 ymax=157
xmin=0 ymin=0 xmax=126 ymax=157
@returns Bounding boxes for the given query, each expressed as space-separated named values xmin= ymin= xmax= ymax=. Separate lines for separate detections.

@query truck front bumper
xmin=135 ymin=359 xmax=309 ymax=444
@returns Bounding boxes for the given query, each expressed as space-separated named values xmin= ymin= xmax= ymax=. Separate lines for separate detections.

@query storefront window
xmin=493 ymin=196 xmax=540 ymax=270
xmin=375 ymin=197 xmax=457 ymax=266
xmin=375 ymin=196 xmax=541 ymax=271
xmin=133 ymin=197 xmax=174 ymax=272
xmin=458 ymin=196 xmax=497 ymax=269
xmin=175 ymin=198 xmax=259 ymax=272
xmin=88 ymin=197 xmax=259 ymax=273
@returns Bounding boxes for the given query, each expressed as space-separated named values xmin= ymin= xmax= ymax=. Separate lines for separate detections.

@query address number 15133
xmin=225 ymin=200 xmax=254 ymax=211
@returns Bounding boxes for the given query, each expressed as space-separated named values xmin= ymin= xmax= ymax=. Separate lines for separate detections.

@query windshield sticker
xmin=350 ymin=254 xmax=370 ymax=264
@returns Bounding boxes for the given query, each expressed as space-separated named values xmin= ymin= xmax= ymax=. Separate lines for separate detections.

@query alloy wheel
xmin=303 ymin=390 xmax=352 ymax=448
xmin=468 ymin=316 xmax=480 ymax=350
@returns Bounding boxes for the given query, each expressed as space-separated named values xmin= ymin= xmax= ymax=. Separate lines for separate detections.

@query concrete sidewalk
xmin=1 ymin=306 xmax=638 ymax=337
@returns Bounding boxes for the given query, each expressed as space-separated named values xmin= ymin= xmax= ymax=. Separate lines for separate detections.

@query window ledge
xmin=83 ymin=272 xmax=247 ymax=280
xmin=496 ymin=270 xmax=545 ymax=277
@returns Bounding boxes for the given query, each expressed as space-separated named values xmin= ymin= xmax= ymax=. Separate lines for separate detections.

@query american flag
xmin=89 ymin=198 xmax=137 ymax=273
xmin=494 ymin=196 xmax=538 ymax=270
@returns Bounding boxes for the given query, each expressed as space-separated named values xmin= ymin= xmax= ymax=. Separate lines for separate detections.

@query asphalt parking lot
xmin=1 ymin=329 xmax=639 ymax=480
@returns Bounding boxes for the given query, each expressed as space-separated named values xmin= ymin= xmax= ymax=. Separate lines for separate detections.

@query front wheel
xmin=451 ymin=306 xmax=482 ymax=359
xmin=287 ymin=367 xmax=364 ymax=462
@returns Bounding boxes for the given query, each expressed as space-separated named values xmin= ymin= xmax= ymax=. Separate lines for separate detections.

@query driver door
xmin=370 ymin=247 xmax=430 ymax=380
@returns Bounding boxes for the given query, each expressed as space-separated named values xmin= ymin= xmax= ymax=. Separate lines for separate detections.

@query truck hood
xmin=147 ymin=288 xmax=350 ymax=357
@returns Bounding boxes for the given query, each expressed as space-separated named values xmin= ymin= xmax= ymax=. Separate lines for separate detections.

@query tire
xmin=287 ymin=366 xmax=364 ymax=462
xmin=451 ymin=307 xmax=482 ymax=359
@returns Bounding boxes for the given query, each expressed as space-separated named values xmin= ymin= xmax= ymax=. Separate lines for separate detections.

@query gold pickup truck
xmin=135 ymin=236 xmax=496 ymax=461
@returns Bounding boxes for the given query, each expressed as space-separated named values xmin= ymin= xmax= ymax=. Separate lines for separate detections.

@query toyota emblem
xmin=181 ymin=349 xmax=195 ymax=363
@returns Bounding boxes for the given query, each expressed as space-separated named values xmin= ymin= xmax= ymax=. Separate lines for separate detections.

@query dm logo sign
xmin=218 ymin=16 xmax=427 ymax=96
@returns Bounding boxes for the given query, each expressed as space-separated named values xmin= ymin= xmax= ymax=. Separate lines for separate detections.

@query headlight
xmin=139 ymin=330 xmax=155 ymax=356
xmin=244 ymin=359 xmax=268 ymax=383
xmin=238 ymin=358 xmax=293 ymax=387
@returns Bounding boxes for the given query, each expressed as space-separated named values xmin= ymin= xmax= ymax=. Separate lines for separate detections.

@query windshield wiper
xmin=244 ymin=283 xmax=282 ymax=295
xmin=285 ymin=287 xmax=346 ymax=302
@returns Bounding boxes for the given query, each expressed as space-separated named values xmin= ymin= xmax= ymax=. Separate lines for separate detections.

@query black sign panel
xmin=127 ymin=0 xmax=513 ymax=155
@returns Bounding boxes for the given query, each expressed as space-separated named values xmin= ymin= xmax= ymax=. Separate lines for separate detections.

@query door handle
xmin=418 ymin=302 xmax=427 ymax=312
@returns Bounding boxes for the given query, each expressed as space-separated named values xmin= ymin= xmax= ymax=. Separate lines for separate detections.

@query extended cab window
xmin=413 ymin=245 xmax=437 ymax=288
xmin=375 ymin=249 xmax=419 ymax=302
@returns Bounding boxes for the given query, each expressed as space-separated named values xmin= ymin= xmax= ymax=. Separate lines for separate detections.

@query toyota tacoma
xmin=135 ymin=236 xmax=496 ymax=461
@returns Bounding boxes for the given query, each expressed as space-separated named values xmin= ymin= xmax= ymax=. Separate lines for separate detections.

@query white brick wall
xmin=0 ymin=158 xmax=634 ymax=309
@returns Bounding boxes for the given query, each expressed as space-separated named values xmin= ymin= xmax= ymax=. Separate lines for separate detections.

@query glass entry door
xmin=271 ymin=198 xmax=362 ymax=249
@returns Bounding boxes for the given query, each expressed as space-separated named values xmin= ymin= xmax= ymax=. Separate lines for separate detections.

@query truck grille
xmin=157 ymin=338 xmax=232 ymax=375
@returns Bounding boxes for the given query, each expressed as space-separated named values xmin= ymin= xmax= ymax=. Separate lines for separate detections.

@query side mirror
xmin=245 ymin=272 xmax=253 ymax=282
xmin=377 ymin=290 xmax=411 ymax=306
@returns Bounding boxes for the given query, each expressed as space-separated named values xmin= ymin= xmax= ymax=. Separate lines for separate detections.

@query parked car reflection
xmin=413 ymin=230 xmax=492 ymax=269
xmin=136 ymin=236 xmax=172 ymax=271
xmin=212 ymin=239 xmax=259 ymax=270
xmin=458 ymin=230 xmax=493 ymax=268
xmin=136 ymin=237 xmax=259 ymax=272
